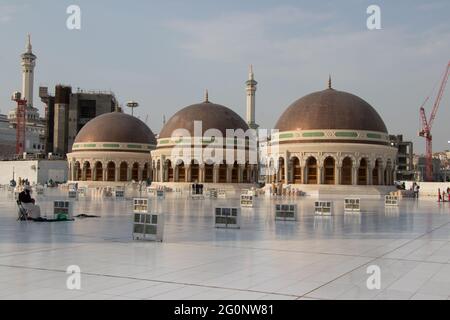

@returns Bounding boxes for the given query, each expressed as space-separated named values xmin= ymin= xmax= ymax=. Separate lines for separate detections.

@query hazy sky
xmin=0 ymin=0 xmax=449 ymax=153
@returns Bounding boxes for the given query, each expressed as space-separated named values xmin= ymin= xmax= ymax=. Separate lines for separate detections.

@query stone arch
xmin=83 ymin=161 xmax=92 ymax=181
xmin=341 ymin=157 xmax=353 ymax=185
xmin=205 ymin=163 xmax=214 ymax=183
xmin=372 ymin=159 xmax=382 ymax=185
xmin=338 ymin=154 xmax=356 ymax=167
xmin=242 ymin=162 xmax=249 ymax=183
xmin=358 ymin=158 xmax=368 ymax=185
xmin=191 ymin=160 xmax=200 ymax=183
xmin=166 ymin=159 xmax=174 ymax=182
xmin=324 ymin=156 xmax=335 ymax=185
xmin=218 ymin=161 xmax=227 ymax=183
xmin=267 ymin=157 xmax=276 ymax=183
xmin=142 ymin=163 xmax=149 ymax=181
xmin=74 ymin=161 xmax=81 ymax=181
xmin=107 ymin=161 xmax=116 ymax=182
xmin=119 ymin=162 xmax=128 ymax=181
xmin=385 ymin=159 xmax=393 ymax=185
xmin=231 ymin=161 xmax=239 ymax=183
xmin=278 ymin=157 xmax=285 ymax=183
xmin=131 ymin=162 xmax=139 ymax=181
xmin=306 ymin=156 xmax=318 ymax=184
xmin=291 ymin=156 xmax=302 ymax=184
xmin=95 ymin=161 xmax=103 ymax=181
xmin=176 ymin=160 xmax=186 ymax=182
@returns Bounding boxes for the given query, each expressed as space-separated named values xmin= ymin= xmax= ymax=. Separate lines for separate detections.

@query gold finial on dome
xmin=204 ymin=89 xmax=209 ymax=103
xmin=328 ymin=75 xmax=332 ymax=89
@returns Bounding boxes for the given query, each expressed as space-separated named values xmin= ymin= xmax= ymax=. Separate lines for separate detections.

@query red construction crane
xmin=11 ymin=92 xmax=27 ymax=156
xmin=418 ymin=61 xmax=450 ymax=182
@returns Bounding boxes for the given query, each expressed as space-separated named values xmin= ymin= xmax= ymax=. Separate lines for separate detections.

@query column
xmin=103 ymin=168 xmax=107 ymax=182
xmin=174 ymin=166 xmax=179 ymax=182
xmin=275 ymin=162 xmax=280 ymax=182
xmin=115 ymin=165 xmax=120 ymax=182
xmin=186 ymin=165 xmax=191 ymax=183
xmin=138 ymin=166 xmax=143 ymax=182
xmin=288 ymin=159 xmax=294 ymax=184
xmin=127 ymin=165 xmax=132 ymax=181
xmin=335 ymin=165 xmax=341 ymax=185
xmin=213 ymin=165 xmax=220 ymax=183
xmin=284 ymin=156 xmax=289 ymax=184
xmin=226 ymin=165 xmax=232 ymax=183
xmin=318 ymin=165 xmax=324 ymax=185
xmin=68 ymin=163 xmax=73 ymax=181
xmin=238 ymin=165 xmax=244 ymax=183
xmin=380 ymin=166 xmax=386 ymax=185
xmin=82 ymin=165 xmax=86 ymax=181
xmin=367 ymin=164 xmax=372 ymax=185
xmin=352 ymin=166 xmax=359 ymax=185
xmin=159 ymin=159 xmax=164 ymax=182
xmin=301 ymin=166 xmax=307 ymax=184
xmin=199 ymin=165 xmax=205 ymax=183
xmin=161 ymin=163 xmax=168 ymax=182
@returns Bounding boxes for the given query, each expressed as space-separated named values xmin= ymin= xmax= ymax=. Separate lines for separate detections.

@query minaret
xmin=246 ymin=65 xmax=258 ymax=129
xmin=21 ymin=34 xmax=37 ymax=107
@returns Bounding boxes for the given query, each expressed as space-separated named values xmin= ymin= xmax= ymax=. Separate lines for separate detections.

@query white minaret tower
xmin=21 ymin=34 xmax=36 ymax=107
xmin=246 ymin=65 xmax=258 ymax=129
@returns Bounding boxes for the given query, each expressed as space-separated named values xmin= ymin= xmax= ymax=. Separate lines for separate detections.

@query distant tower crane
xmin=418 ymin=61 xmax=450 ymax=182
xmin=11 ymin=91 xmax=27 ymax=156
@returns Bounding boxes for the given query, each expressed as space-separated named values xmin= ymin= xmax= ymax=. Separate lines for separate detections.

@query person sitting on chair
xmin=18 ymin=185 xmax=41 ymax=220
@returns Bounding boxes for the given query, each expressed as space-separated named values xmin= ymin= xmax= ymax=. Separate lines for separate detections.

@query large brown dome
xmin=275 ymin=88 xmax=388 ymax=133
xmin=74 ymin=112 xmax=157 ymax=145
xmin=159 ymin=100 xmax=249 ymax=139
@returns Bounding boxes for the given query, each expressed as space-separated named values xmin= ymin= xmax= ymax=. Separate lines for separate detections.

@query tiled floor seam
xmin=0 ymin=263 xmax=301 ymax=299
xmin=296 ymin=220 xmax=450 ymax=300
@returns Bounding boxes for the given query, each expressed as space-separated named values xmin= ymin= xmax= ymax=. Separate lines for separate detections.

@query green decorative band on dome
xmin=71 ymin=142 xmax=155 ymax=153
xmin=367 ymin=133 xmax=382 ymax=139
xmin=156 ymin=137 xmax=252 ymax=149
xmin=273 ymin=129 xmax=389 ymax=144
xmin=302 ymin=132 xmax=325 ymax=138
xmin=127 ymin=144 xmax=142 ymax=149
xmin=335 ymin=132 xmax=358 ymax=138
xmin=279 ymin=133 xmax=294 ymax=139
xmin=103 ymin=144 xmax=120 ymax=148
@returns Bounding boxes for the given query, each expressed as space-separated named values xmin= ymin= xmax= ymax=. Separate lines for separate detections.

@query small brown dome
xmin=74 ymin=112 xmax=156 ymax=145
xmin=159 ymin=101 xmax=249 ymax=139
xmin=275 ymin=88 xmax=388 ymax=133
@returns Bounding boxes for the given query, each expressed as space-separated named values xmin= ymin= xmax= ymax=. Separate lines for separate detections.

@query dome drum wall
xmin=266 ymin=142 xmax=397 ymax=186
xmin=67 ymin=151 xmax=152 ymax=186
